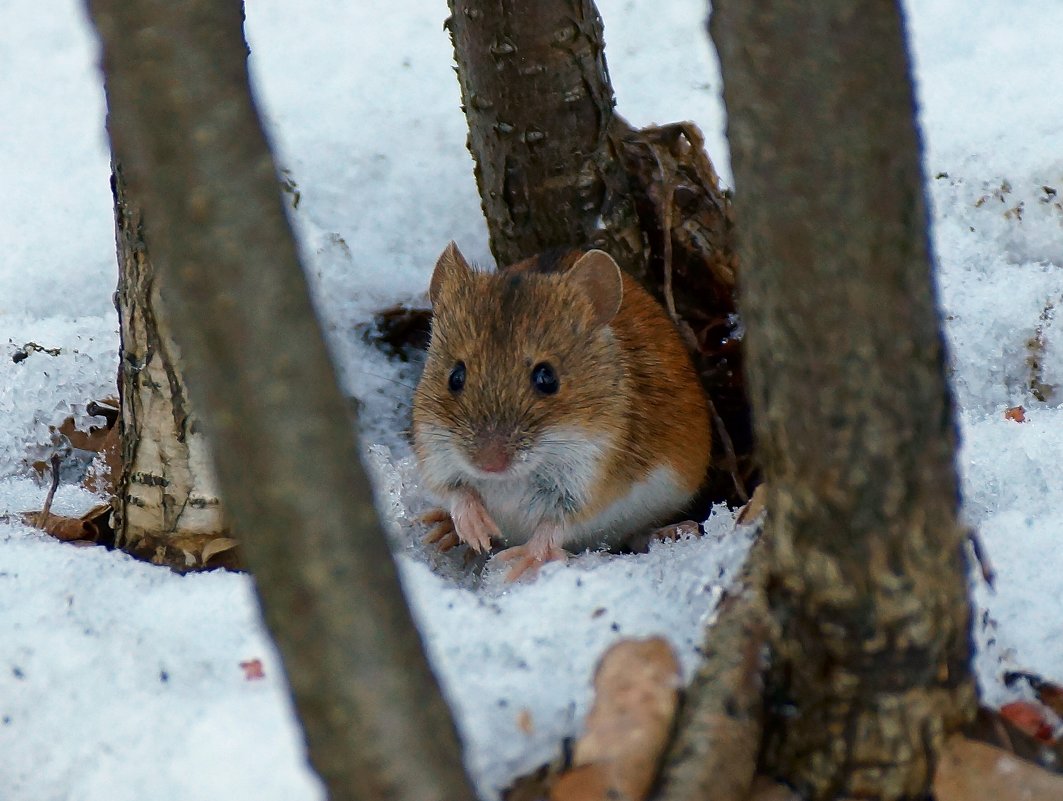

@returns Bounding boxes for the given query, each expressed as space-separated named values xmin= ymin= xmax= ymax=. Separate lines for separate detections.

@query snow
xmin=1 ymin=0 xmax=1061 ymax=798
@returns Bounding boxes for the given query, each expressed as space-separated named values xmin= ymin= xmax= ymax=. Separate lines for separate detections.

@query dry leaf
xmin=551 ymin=637 xmax=680 ymax=801
xmin=58 ymin=408 xmax=121 ymax=495
xmin=1000 ymin=701 xmax=1055 ymax=742
xmin=516 ymin=708 xmax=534 ymax=735
xmin=934 ymin=735 xmax=1063 ymax=801
xmin=23 ymin=503 xmax=111 ymax=543
xmin=58 ymin=416 xmax=112 ymax=453
xmin=240 ymin=659 xmax=265 ymax=681
xmin=1004 ymin=405 xmax=1027 ymax=423
xmin=736 ymin=483 xmax=767 ymax=526
xmin=201 ymin=537 xmax=239 ymax=564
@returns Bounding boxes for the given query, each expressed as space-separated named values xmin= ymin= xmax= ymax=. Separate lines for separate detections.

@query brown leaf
xmin=1000 ymin=701 xmax=1056 ymax=742
xmin=551 ymin=637 xmax=680 ymax=801
xmin=934 ymin=735 xmax=1063 ymax=801
xmin=240 ymin=659 xmax=265 ymax=681
xmin=736 ymin=483 xmax=768 ymax=526
xmin=1004 ymin=405 xmax=1027 ymax=423
xmin=57 ymin=406 xmax=121 ymax=495
xmin=58 ymin=416 xmax=113 ymax=453
xmin=201 ymin=537 xmax=240 ymax=564
xmin=516 ymin=708 xmax=535 ymax=735
xmin=22 ymin=503 xmax=111 ymax=543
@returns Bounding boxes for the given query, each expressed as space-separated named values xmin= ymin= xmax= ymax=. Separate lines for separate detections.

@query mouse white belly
xmin=467 ymin=427 xmax=694 ymax=549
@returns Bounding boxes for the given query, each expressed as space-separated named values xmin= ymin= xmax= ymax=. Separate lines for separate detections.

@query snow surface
xmin=1 ymin=0 xmax=1061 ymax=798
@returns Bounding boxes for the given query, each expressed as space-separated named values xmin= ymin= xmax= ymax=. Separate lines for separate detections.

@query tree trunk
xmin=110 ymin=162 xmax=229 ymax=569
xmin=710 ymin=2 xmax=976 ymax=799
xmin=448 ymin=0 xmax=753 ymax=503
xmin=88 ymin=2 xmax=476 ymax=800
xmin=447 ymin=0 xmax=643 ymax=274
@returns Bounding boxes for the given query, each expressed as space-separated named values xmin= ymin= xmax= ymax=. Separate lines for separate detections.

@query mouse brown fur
xmin=412 ymin=242 xmax=712 ymax=579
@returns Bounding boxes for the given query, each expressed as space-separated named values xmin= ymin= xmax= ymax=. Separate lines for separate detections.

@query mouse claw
xmin=496 ymin=542 xmax=568 ymax=582
xmin=652 ymin=519 xmax=702 ymax=542
xmin=420 ymin=508 xmax=451 ymax=526
xmin=421 ymin=508 xmax=457 ymax=550
xmin=451 ymin=492 xmax=501 ymax=554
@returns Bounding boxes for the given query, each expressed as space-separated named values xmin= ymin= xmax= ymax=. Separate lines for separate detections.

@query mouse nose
xmin=470 ymin=432 xmax=512 ymax=474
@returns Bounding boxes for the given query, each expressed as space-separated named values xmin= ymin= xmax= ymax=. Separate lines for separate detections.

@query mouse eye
xmin=531 ymin=362 xmax=559 ymax=395
xmin=448 ymin=362 xmax=466 ymax=393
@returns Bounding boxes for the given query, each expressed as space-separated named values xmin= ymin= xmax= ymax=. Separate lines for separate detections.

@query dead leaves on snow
xmin=20 ymin=397 xmax=239 ymax=571
xmin=935 ymin=735 xmax=1063 ymax=801
xmin=505 ymin=638 xmax=681 ymax=801
xmin=23 ymin=503 xmax=113 ymax=544
xmin=551 ymin=638 xmax=681 ymax=801
xmin=1004 ymin=405 xmax=1027 ymax=423
xmin=22 ymin=403 xmax=119 ymax=547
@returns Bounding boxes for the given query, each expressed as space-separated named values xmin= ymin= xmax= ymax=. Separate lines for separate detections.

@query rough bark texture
xmin=447 ymin=0 xmax=754 ymax=503
xmin=88 ymin=2 xmax=475 ymax=799
xmin=656 ymin=532 xmax=768 ymax=801
xmin=447 ymin=0 xmax=643 ymax=273
xmin=710 ymin=2 xmax=977 ymax=799
xmin=110 ymin=162 xmax=229 ymax=569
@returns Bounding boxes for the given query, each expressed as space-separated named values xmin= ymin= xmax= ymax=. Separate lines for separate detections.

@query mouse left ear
xmin=569 ymin=250 xmax=623 ymax=328
xmin=430 ymin=241 xmax=474 ymax=306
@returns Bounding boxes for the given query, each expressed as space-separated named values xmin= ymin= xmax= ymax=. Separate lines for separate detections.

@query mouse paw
xmin=652 ymin=519 xmax=702 ymax=542
xmin=496 ymin=539 xmax=568 ymax=582
xmin=420 ymin=508 xmax=460 ymax=552
xmin=449 ymin=491 xmax=501 ymax=554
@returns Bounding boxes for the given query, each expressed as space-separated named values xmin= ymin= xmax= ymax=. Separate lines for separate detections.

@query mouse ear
xmin=430 ymin=241 xmax=474 ymax=305
xmin=569 ymin=250 xmax=623 ymax=328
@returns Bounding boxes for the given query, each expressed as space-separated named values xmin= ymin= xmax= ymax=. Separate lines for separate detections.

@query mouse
xmin=411 ymin=242 xmax=712 ymax=580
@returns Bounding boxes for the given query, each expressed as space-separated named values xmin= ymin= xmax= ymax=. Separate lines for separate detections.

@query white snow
xmin=1 ymin=0 xmax=1061 ymax=798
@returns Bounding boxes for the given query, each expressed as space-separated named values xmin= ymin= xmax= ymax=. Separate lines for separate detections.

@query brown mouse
xmin=411 ymin=242 xmax=712 ymax=580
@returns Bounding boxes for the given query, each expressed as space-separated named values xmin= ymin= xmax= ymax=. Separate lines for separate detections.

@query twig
xmin=708 ymin=395 xmax=748 ymax=504
xmin=39 ymin=453 xmax=62 ymax=524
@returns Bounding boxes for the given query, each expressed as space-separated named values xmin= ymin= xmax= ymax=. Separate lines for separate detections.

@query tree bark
xmin=448 ymin=0 xmax=753 ymax=503
xmin=656 ymin=533 xmax=768 ymax=801
xmin=710 ymin=2 xmax=977 ymax=799
xmin=447 ymin=0 xmax=643 ymax=274
xmin=88 ymin=2 xmax=476 ymax=800
xmin=110 ymin=162 xmax=229 ymax=569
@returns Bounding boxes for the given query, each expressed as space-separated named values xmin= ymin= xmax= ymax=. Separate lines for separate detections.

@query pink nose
xmin=472 ymin=438 xmax=512 ymax=473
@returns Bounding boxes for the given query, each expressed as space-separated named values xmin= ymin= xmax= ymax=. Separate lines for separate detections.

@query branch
xmin=86 ymin=1 xmax=475 ymax=799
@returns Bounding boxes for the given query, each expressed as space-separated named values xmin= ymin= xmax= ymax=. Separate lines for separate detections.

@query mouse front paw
xmin=448 ymin=491 xmax=501 ymax=554
xmin=495 ymin=524 xmax=568 ymax=581
xmin=420 ymin=508 xmax=460 ymax=552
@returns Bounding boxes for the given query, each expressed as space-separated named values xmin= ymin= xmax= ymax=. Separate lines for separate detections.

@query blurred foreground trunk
xmin=708 ymin=1 xmax=977 ymax=798
xmin=109 ymin=162 xmax=229 ymax=569
xmin=88 ymin=1 xmax=476 ymax=799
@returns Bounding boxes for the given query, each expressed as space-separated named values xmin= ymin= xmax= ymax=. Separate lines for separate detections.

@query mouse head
xmin=413 ymin=242 xmax=628 ymax=486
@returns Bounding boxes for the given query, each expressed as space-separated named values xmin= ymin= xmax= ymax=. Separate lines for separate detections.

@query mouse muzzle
xmin=469 ymin=430 xmax=514 ymax=474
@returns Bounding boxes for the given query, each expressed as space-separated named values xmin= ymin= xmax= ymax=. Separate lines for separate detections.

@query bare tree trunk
xmin=709 ymin=2 xmax=977 ymax=799
xmin=110 ymin=162 xmax=229 ymax=569
xmin=448 ymin=0 xmax=753 ymax=503
xmin=88 ymin=2 xmax=476 ymax=800
xmin=447 ymin=0 xmax=643 ymax=273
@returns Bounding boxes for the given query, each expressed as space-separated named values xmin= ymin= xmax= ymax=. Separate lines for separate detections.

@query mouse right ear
xmin=569 ymin=250 xmax=623 ymax=328
xmin=430 ymin=241 xmax=474 ymax=306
